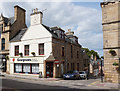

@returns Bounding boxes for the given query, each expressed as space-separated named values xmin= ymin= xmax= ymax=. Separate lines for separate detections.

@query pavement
xmin=1 ymin=72 xmax=62 ymax=81
xmin=1 ymin=72 xmax=120 ymax=90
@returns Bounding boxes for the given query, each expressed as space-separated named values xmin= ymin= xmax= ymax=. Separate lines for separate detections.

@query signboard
xmin=12 ymin=58 xmax=38 ymax=62
xmin=54 ymin=60 xmax=59 ymax=64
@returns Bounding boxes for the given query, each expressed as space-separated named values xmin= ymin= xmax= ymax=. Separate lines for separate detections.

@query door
xmin=46 ymin=62 xmax=53 ymax=78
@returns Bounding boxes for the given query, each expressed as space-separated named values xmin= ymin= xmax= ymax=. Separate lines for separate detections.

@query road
xmin=0 ymin=77 xmax=119 ymax=91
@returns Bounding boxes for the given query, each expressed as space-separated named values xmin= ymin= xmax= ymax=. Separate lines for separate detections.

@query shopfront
xmin=10 ymin=57 xmax=44 ymax=76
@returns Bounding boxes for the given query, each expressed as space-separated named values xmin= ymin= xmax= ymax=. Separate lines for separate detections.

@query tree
xmin=82 ymin=48 xmax=100 ymax=59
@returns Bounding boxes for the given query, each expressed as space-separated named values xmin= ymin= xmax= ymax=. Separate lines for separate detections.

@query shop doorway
xmin=46 ymin=62 xmax=53 ymax=78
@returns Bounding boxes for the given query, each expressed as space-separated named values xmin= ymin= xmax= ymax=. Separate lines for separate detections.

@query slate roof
xmin=10 ymin=24 xmax=81 ymax=47
xmin=3 ymin=16 xmax=14 ymax=25
xmin=10 ymin=28 xmax=27 ymax=42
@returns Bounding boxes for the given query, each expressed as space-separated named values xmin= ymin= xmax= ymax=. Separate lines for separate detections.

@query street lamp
xmin=101 ymin=58 xmax=103 ymax=83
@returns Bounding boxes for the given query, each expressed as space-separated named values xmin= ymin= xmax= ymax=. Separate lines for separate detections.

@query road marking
xmin=88 ymin=81 xmax=99 ymax=86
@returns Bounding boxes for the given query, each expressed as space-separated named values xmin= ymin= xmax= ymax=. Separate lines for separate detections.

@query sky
xmin=0 ymin=1 xmax=103 ymax=56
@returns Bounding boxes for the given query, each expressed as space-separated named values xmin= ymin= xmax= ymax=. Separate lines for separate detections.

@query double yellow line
xmin=88 ymin=81 xmax=99 ymax=86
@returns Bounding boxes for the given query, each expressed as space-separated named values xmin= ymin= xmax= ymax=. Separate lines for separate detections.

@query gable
xmin=21 ymin=24 xmax=52 ymax=41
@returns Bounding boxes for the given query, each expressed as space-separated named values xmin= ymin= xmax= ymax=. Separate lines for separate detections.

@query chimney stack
xmin=14 ymin=5 xmax=26 ymax=24
xmin=66 ymin=29 xmax=74 ymax=36
xmin=30 ymin=8 xmax=43 ymax=25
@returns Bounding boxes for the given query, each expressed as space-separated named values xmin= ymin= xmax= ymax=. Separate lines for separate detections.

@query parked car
xmin=63 ymin=70 xmax=80 ymax=80
xmin=79 ymin=71 xmax=87 ymax=79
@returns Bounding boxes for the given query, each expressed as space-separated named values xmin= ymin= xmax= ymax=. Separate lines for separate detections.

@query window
xmin=71 ymin=63 xmax=72 ymax=71
xmin=77 ymin=51 xmax=79 ymax=58
xmin=23 ymin=64 xmax=30 ymax=73
xmin=1 ymin=38 xmax=5 ymax=50
xmin=39 ymin=43 xmax=44 ymax=55
xmin=71 ymin=45 xmax=73 ymax=58
xmin=15 ymin=46 xmax=19 ymax=56
xmin=73 ymin=63 xmax=74 ymax=71
xmin=62 ymin=47 xmax=64 ymax=57
xmin=24 ymin=45 xmax=29 ymax=56
xmin=32 ymin=64 xmax=39 ymax=74
xmin=77 ymin=63 xmax=79 ymax=71
xmin=67 ymin=63 xmax=69 ymax=71
xmin=14 ymin=64 xmax=22 ymax=73
xmin=14 ymin=64 xmax=39 ymax=74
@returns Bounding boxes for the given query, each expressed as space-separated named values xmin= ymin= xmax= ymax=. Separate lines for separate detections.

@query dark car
xmin=63 ymin=70 xmax=80 ymax=80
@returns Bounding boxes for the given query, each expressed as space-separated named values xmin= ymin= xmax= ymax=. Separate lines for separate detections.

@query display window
xmin=14 ymin=63 xmax=39 ymax=74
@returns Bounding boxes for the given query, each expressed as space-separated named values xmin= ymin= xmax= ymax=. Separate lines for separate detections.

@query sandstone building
xmin=0 ymin=5 xmax=27 ymax=73
xmin=101 ymin=1 xmax=120 ymax=83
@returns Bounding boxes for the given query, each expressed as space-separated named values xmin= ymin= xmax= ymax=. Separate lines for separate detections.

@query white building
xmin=9 ymin=9 xmax=52 ymax=77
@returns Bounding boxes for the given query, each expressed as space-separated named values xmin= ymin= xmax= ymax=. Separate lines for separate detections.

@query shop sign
xmin=17 ymin=58 xmax=38 ymax=62
xmin=17 ymin=59 xmax=31 ymax=62
xmin=54 ymin=60 xmax=59 ymax=64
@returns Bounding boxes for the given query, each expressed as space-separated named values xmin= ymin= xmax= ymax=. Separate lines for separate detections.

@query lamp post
xmin=101 ymin=59 xmax=103 ymax=83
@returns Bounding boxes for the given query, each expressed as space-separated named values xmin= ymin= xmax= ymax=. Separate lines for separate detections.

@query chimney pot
xmin=68 ymin=29 xmax=71 ymax=32
xmin=36 ymin=8 xmax=38 ymax=13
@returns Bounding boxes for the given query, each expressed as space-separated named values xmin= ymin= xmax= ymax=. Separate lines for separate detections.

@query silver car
xmin=79 ymin=71 xmax=87 ymax=79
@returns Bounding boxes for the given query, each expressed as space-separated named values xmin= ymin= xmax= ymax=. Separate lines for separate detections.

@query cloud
xmin=0 ymin=2 xmax=103 ymax=56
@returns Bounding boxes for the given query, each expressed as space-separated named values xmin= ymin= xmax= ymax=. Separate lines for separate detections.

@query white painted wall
xmin=21 ymin=24 xmax=52 ymax=41
xmin=9 ymin=24 xmax=53 ymax=75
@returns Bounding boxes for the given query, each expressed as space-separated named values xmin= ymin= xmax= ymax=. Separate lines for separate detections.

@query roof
xmin=46 ymin=55 xmax=56 ymax=61
xmin=10 ymin=28 xmax=27 ymax=42
xmin=2 ymin=16 xmax=14 ymax=25
xmin=10 ymin=24 xmax=81 ymax=47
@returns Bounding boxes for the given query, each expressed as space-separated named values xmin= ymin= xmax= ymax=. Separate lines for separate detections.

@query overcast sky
xmin=0 ymin=1 xmax=103 ymax=56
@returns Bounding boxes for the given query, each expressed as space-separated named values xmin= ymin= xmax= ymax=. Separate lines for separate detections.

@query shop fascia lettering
xmin=17 ymin=58 xmax=38 ymax=62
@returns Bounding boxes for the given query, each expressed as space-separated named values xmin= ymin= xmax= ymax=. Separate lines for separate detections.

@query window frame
xmin=39 ymin=43 xmax=44 ymax=55
xmin=61 ymin=46 xmax=64 ymax=57
xmin=1 ymin=38 xmax=5 ymax=50
xmin=15 ymin=45 xmax=19 ymax=56
xmin=24 ymin=45 xmax=29 ymax=56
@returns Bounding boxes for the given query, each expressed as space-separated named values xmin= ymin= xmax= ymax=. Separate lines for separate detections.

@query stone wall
xmin=101 ymin=2 xmax=120 ymax=83
xmin=52 ymin=38 xmax=89 ymax=77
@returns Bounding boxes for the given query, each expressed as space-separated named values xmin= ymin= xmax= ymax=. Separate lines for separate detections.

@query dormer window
xmin=59 ymin=30 xmax=65 ymax=39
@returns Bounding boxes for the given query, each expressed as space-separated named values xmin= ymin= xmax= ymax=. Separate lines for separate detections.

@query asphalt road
xmin=0 ymin=77 xmax=119 ymax=91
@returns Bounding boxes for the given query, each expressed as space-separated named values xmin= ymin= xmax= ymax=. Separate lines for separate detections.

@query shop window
xmin=14 ymin=64 xmax=39 ymax=74
xmin=14 ymin=64 xmax=22 ymax=73
xmin=39 ymin=43 xmax=44 ymax=55
xmin=77 ymin=63 xmax=79 ymax=71
xmin=24 ymin=45 xmax=29 ymax=56
xmin=32 ymin=64 xmax=39 ymax=74
xmin=23 ymin=64 xmax=30 ymax=73
xmin=15 ymin=46 xmax=19 ymax=56
xmin=62 ymin=46 xmax=64 ymax=57
xmin=1 ymin=38 xmax=5 ymax=50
